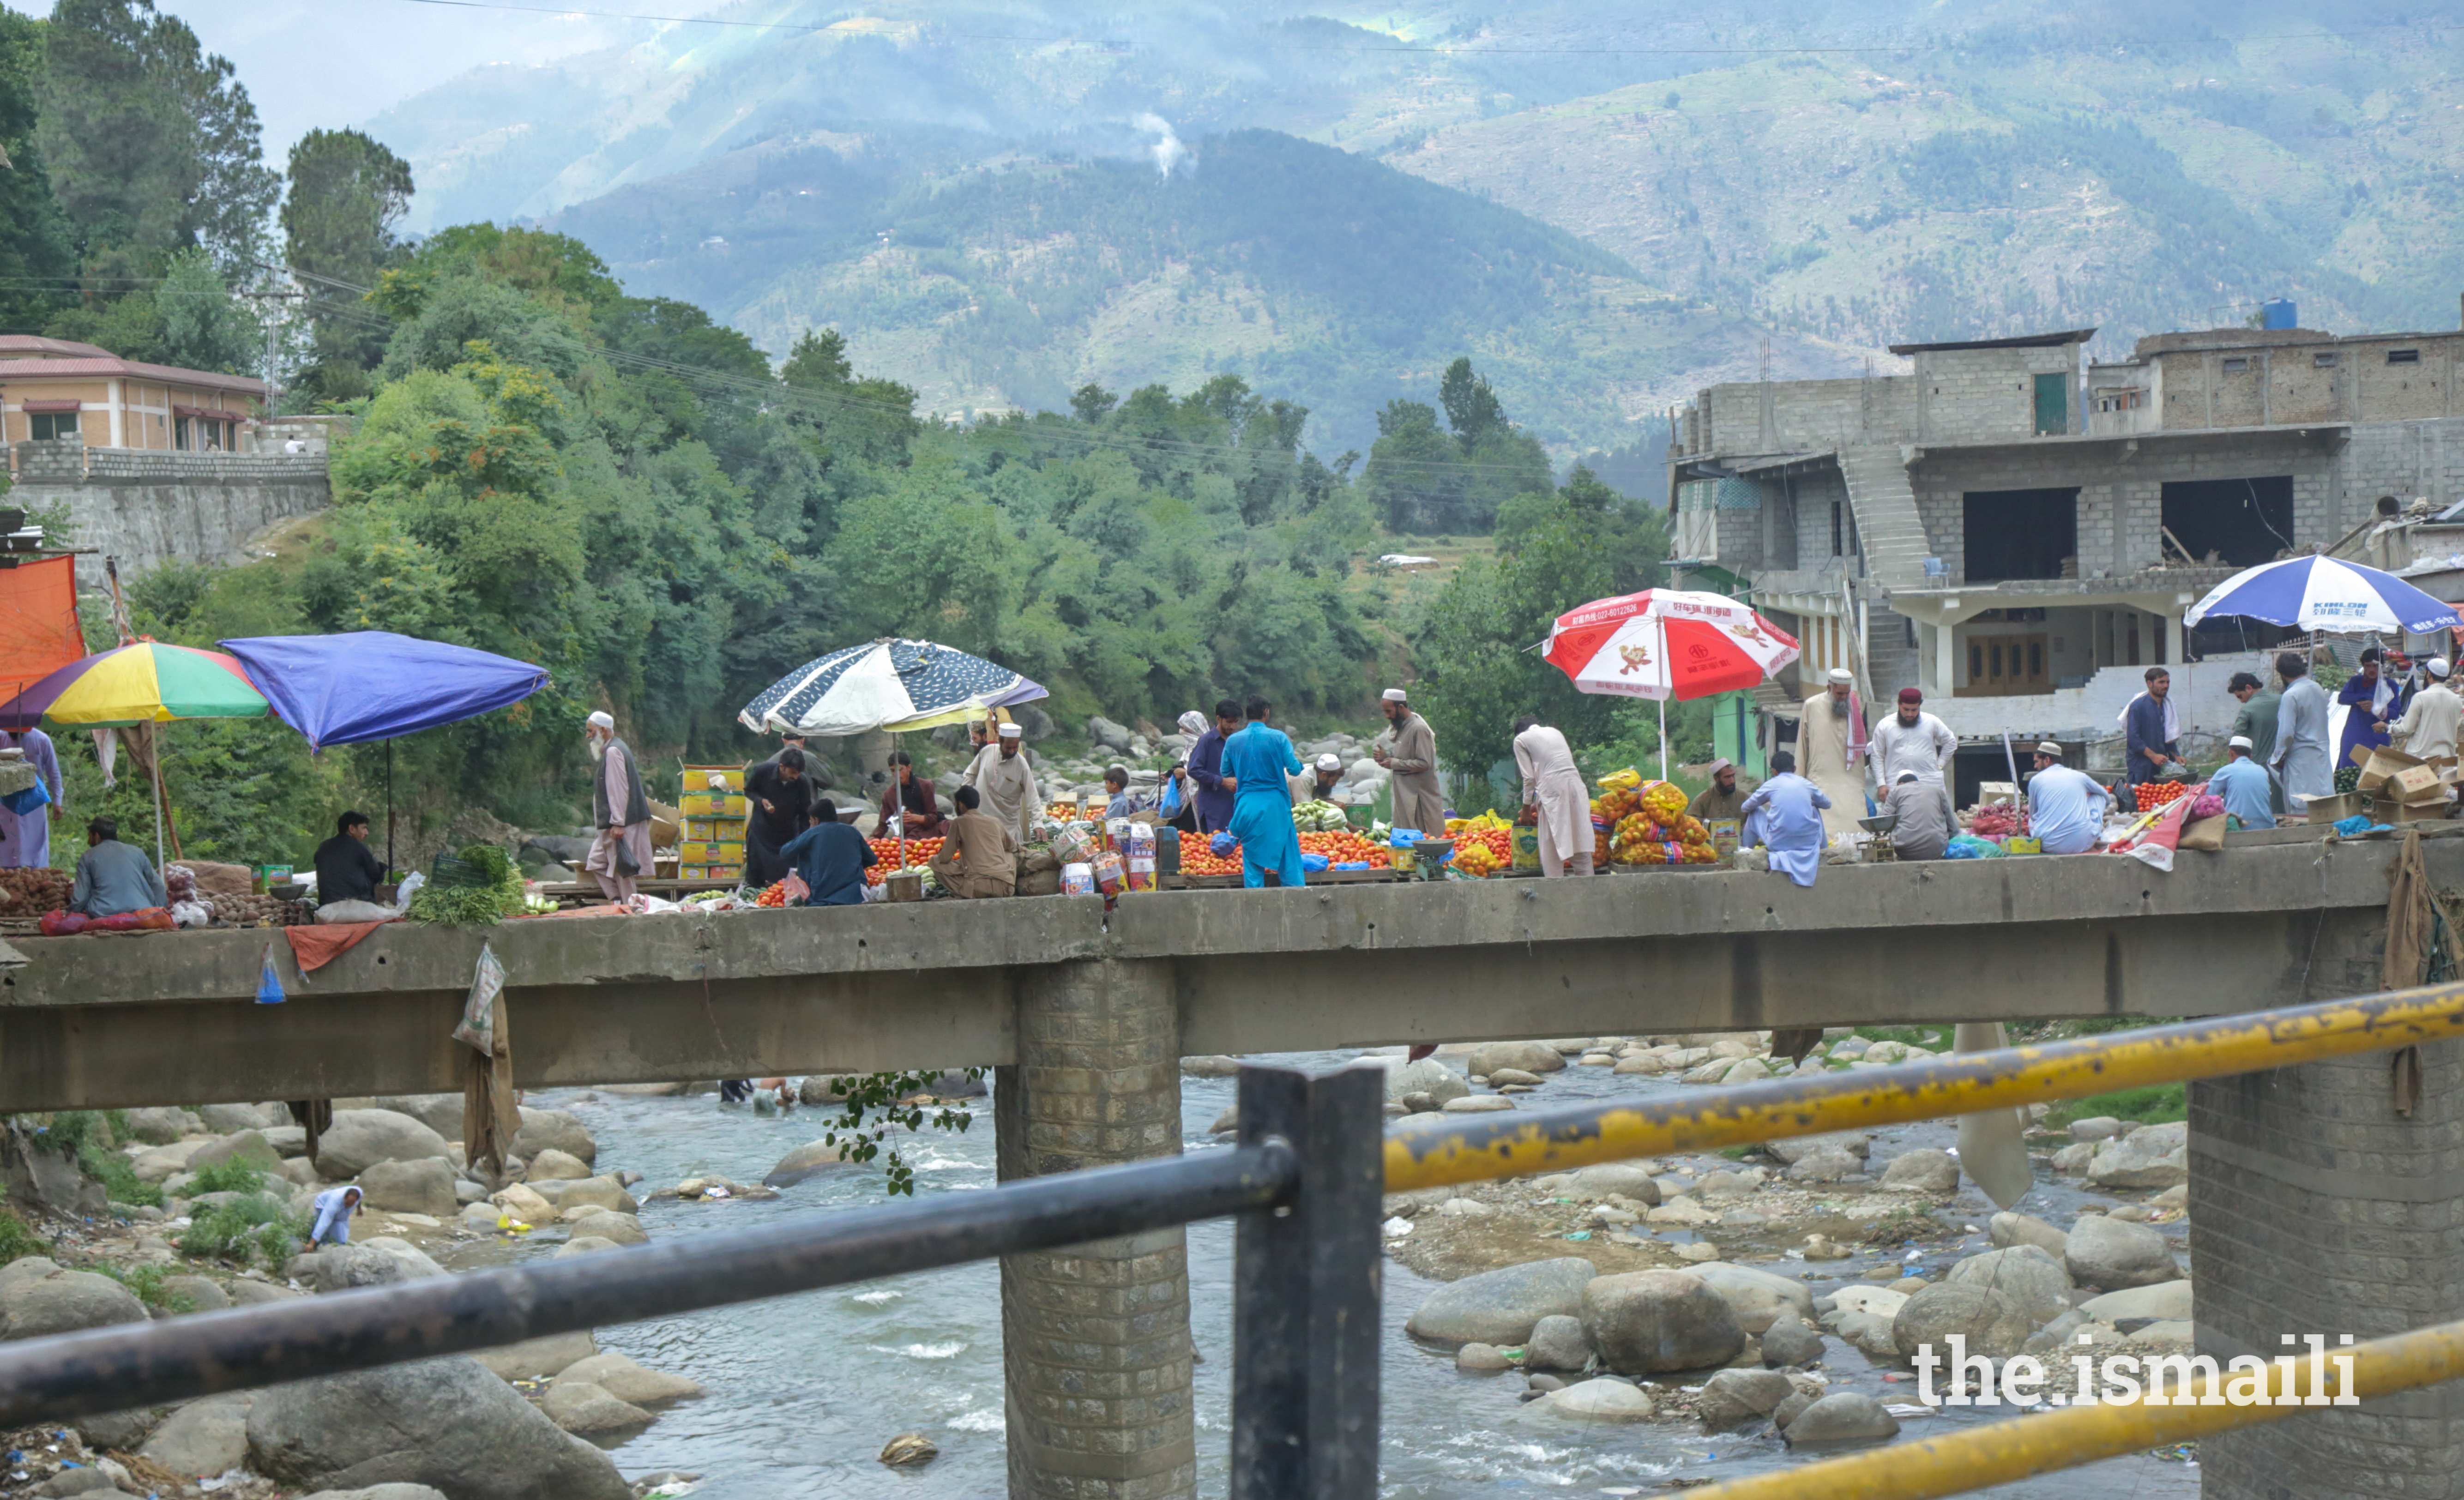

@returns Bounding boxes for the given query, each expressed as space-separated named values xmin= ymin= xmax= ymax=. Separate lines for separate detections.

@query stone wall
xmin=7 ymin=439 xmax=331 ymax=588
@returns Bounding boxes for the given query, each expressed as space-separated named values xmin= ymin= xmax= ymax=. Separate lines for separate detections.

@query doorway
xmin=1962 ymin=633 xmax=2049 ymax=696
xmin=2160 ymin=476 xmax=2294 ymax=566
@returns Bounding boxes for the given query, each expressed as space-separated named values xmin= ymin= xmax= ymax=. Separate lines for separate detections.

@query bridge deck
xmin=1 ymin=832 xmax=2434 ymax=1111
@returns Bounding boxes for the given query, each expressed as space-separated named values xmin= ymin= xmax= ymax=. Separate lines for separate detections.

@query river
xmin=510 ymin=1054 xmax=2200 ymax=1499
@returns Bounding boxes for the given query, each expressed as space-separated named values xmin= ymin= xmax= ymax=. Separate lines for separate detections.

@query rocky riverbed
xmin=0 ymin=1032 xmax=2202 ymax=1498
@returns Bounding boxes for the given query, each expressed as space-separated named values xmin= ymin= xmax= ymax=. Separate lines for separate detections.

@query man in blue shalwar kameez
xmin=1220 ymin=695 xmax=1305 ymax=889
xmin=1738 ymin=750 xmax=1832 ymax=889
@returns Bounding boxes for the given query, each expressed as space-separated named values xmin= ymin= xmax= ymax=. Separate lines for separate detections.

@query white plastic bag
xmin=393 ymin=871 xmax=426 ymax=910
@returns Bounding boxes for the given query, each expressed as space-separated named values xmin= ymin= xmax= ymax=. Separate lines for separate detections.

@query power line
xmin=368 ymin=0 xmax=2464 ymax=56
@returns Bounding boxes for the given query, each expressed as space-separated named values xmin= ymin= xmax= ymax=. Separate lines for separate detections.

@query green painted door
xmin=2033 ymin=373 xmax=2068 ymax=435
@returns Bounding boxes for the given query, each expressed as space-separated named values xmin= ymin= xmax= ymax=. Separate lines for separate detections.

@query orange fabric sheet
xmin=283 ymin=918 xmax=398 ymax=973
xmin=0 ymin=557 xmax=86 ymax=701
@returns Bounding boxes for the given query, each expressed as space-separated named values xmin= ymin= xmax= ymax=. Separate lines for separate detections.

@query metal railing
xmin=0 ymin=983 xmax=2460 ymax=1495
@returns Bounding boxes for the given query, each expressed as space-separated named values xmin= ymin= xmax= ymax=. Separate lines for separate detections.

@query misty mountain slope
xmin=1384 ymin=33 xmax=2464 ymax=358
xmin=548 ymin=127 xmax=1863 ymax=451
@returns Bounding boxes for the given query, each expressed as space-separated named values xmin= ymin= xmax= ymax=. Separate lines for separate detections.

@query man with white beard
xmin=583 ymin=711 xmax=654 ymax=904
xmin=1795 ymin=667 xmax=1870 ymax=841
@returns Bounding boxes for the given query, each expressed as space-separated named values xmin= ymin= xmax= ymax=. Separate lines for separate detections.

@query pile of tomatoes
xmin=754 ymin=880 xmax=789 ymax=908
xmin=865 ymin=836 xmax=943 ymax=884
xmin=1448 ymin=824 xmax=1513 ymax=875
xmin=2134 ymin=780 xmax=2192 ymax=813
xmin=1180 ymin=841 xmax=1244 ymax=877
xmin=1297 ymin=830 xmax=1392 ymax=867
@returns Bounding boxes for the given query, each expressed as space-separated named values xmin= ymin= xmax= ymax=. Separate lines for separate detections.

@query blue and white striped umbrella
xmin=2184 ymin=555 xmax=2462 ymax=636
xmin=738 ymin=638 xmax=1048 ymax=737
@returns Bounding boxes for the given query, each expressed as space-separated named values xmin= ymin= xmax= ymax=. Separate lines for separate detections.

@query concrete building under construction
xmin=1665 ymin=317 xmax=2464 ymax=774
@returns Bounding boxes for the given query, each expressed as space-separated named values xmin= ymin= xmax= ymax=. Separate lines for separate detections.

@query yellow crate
xmin=686 ymin=765 xmax=746 ymax=793
xmin=679 ymin=789 xmax=749 ymax=817
xmin=681 ymin=840 xmax=745 ymax=865
xmin=682 ymin=815 xmax=741 ymax=841
xmin=680 ymin=864 xmax=742 ymax=882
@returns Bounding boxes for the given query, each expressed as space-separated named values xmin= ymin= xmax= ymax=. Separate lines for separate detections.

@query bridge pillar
xmin=997 ymin=958 xmax=1196 ymax=1500
xmin=2190 ymin=1040 xmax=2464 ymax=1500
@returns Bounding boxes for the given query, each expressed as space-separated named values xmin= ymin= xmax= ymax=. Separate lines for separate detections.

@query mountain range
xmin=353 ymin=0 xmax=2464 ymax=458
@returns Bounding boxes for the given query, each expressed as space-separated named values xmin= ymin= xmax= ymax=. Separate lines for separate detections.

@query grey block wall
xmin=9 ymin=440 xmax=331 ymax=589
xmin=997 ymin=959 xmax=1197 ymax=1500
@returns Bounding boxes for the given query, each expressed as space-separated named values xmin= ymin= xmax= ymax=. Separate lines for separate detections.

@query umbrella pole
xmin=896 ymin=732 xmax=906 ymax=873
xmin=1658 ymin=615 xmax=1671 ymax=782
xmin=386 ymin=741 xmax=395 ymax=878
xmin=150 ymin=730 xmax=166 ymax=872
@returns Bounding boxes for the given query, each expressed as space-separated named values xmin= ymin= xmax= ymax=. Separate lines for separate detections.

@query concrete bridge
xmin=5 ymin=827 xmax=2451 ymax=1500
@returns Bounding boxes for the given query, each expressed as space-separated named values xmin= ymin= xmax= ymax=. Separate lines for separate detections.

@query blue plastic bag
xmin=1390 ymin=828 xmax=1425 ymax=845
xmin=1300 ymin=852 xmax=1330 ymax=873
xmin=1158 ymin=774 xmax=1184 ymax=820
xmin=254 ymin=941 xmax=286 ymax=1005
xmin=1210 ymin=831 xmax=1238 ymax=858
xmin=0 ymin=779 xmax=48 ymax=817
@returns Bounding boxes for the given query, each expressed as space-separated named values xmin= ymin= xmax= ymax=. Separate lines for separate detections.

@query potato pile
xmin=211 ymin=892 xmax=312 ymax=928
xmin=0 ymin=867 xmax=74 ymax=913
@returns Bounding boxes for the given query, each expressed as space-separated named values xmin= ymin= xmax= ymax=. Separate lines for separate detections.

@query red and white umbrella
xmin=1543 ymin=589 xmax=1801 ymax=777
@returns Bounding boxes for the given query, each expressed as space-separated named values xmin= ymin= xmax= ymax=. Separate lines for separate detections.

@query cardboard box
xmin=2304 ymin=791 xmax=2371 ymax=824
xmin=1975 ymin=782 xmax=2020 ymax=807
xmin=2391 ymin=765 xmax=2447 ymax=805
xmin=2372 ymin=798 xmax=2452 ymax=825
xmin=680 ymin=840 xmax=745 ymax=865
xmin=679 ymin=789 xmax=748 ymax=817
xmin=685 ymin=765 xmax=746 ymax=793
xmin=2359 ymin=747 xmax=2424 ymax=794
xmin=680 ymin=864 xmax=742 ymax=881
xmin=682 ymin=815 xmax=739 ymax=841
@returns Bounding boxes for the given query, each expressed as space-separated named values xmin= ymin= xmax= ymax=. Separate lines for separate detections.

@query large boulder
xmin=2087 ymin=1121 xmax=2190 ymax=1190
xmin=472 ymin=1332 xmax=599 ymax=1382
xmin=1891 ymin=1283 xmax=2034 ymax=1362
xmin=529 ymin=1175 xmax=632 ymax=1214
xmin=1087 ymin=716 xmax=1132 ymax=751
xmin=1466 ymin=1042 xmax=1567 ymax=1077
xmin=1988 ymin=1212 xmax=2069 ymax=1256
xmin=139 ymin=1392 xmax=255 ymax=1476
xmin=1880 ymin=1149 xmax=1961 ymax=1194
xmin=1523 ymin=1315 xmax=1592 ymax=1372
xmin=1696 ymin=1367 xmax=1795 ymax=1427
xmin=132 ymin=1139 xmax=214 ymax=1183
xmin=2079 ymin=1281 xmax=2193 ymax=1323
xmin=1945 ymin=1246 xmax=2074 ymax=1327
xmin=124 ymin=1107 xmax=201 ymax=1145
xmin=552 ymin=1353 xmax=702 ymax=1406
xmin=538 ymin=1381 xmax=653 ymax=1435
xmin=298 ymin=1488 xmax=452 ymax=1500
xmin=359 ymin=1159 xmax=459 ymax=1218
xmin=314 ymin=1111 xmax=451 ymax=1180
xmin=1580 ymin=1270 xmax=1746 ymax=1373
xmin=1526 ymin=1378 xmax=1655 ymax=1422
xmin=299 ymin=1239 xmax=445 ymax=1293
xmin=765 ymin=1140 xmax=855 ymax=1189
xmin=247 ymin=1355 xmax=631 ymax=1500
xmin=561 ymin=1207 xmax=649 ymax=1246
xmin=1563 ymin=1164 xmax=1661 ymax=1205
xmin=1404 ymin=1257 xmax=1596 ymax=1348
xmin=1784 ymin=1149 xmax=1863 ymax=1184
xmin=358 ymin=1096 xmax=467 ymax=1141
xmin=511 ymin=1109 xmax=596 ymax=1167
xmin=1765 ymin=1132 xmax=1869 ymax=1166
xmin=1783 ymin=1392 xmax=1900 ymax=1444
xmin=1384 ymin=1058 xmax=1469 ymax=1107
xmin=1759 ymin=1316 xmax=1826 ymax=1367
xmin=2065 ymin=1215 xmax=2180 ymax=1290
xmin=1685 ymin=1262 xmax=1815 ymax=1334
xmin=0 ymin=1268 xmax=147 ymax=1340
xmin=198 ymin=1102 xmax=283 ymax=1134
xmin=525 ymin=1148 xmax=592 ymax=1181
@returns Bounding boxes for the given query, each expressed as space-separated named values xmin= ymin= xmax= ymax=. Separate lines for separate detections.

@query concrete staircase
xmin=1837 ymin=446 xmax=1931 ymax=588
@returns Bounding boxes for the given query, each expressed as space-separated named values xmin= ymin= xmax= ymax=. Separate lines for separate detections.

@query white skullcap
xmin=2229 ymin=735 xmax=2253 ymax=750
xmin=1708 ymin=757 xmax=1734 ymax=775
xmin=2431 ymin=658 xmax=2453 ymax=680
xmin=1381 ymin=687 xmax=1410 ymax=702
xmin=997 ymin=721 xmax=1023 ymax=737
xmin=1826 ymin=668 xmax=1855 ymax=686
xmin=1316 ymin=753 xmax=1342 ymax=771
xmin=586 ymin=711 xmax=614 ymax=730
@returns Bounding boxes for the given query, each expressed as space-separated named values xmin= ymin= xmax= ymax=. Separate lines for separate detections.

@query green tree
xmin=35 ymin=0 xmax=279 ymax=266
xmin=282 ymin=127 xmax=414 ymax=400
xmin=0 ymin=9 xmax=78 ymax=333
xmin=155 ymin=249 xmax=255 ymax=373
xmin=1360 ymin=360 xmax=1552 ymax=534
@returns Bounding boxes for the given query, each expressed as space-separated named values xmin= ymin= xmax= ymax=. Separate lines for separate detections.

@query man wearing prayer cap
xmin=1794 ymin=666 xmax=1870 ymax=841
xmin=1687 ymin=757 xmax=1754 ymax=822
xmin=2024 ymin=740 xmax=2113 ymax=855
xmin=583 ymin=711 xmax=654 ymax=904
xmin=1289 ymin=752 xmax=1346 ymax=806
xmin=2207 ymin=734 xmax=2275 ymax=830
xmin=1870 ymin=684 xmax=1957 ymax=791
xmin=2390 ymin=655 xmax=2462 ymax=761
xmin=1374 ymin=687 xmax=1446 ymax=837
xmin=962 ymin=717 xmax=1043 ymax=843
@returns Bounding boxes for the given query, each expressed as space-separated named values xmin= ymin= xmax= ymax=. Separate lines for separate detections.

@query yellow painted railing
xmin=1379 ymin=981 xmax=2464 ymax=1496
xmin=1384 ymin=982 xmax=2464 ymax=1193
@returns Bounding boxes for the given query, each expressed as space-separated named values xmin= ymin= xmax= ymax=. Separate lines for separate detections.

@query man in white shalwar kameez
xmin=583 ymin=711 xmax=654 ymax=904
xmin=1796 ymin=666 xmax=1869 ymax=841
xmin=1512 ymin=716 xmax=1592 ymax=877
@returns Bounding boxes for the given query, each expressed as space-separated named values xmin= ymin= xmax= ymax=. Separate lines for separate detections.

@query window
xmin=2313 ymin=352 xmax=2339 ymax=368
xmin=2161 ymin=476 xmax=2295 ymax=567
xmin=1963 ymin=488 xmax=2078 ymax=582
xmin=1831 ymin=498 xmax=1843 ymax=557
xmin=2389 ymin=349 xmax=2421 ymax=365
xmin=29 ymin=412 xmax=78 ymax=441
xmin=2222 ymin=357 xmax=2250 ymax=375
xmin=2095 ymin=388 xmax=2146 ymax=412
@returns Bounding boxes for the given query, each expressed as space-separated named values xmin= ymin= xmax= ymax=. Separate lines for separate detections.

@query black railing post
xmin=1230 ymin=1063 xmax=1384 ymax=1498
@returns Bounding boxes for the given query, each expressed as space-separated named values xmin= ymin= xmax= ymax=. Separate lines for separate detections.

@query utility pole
xmin=241 ymin=287 xmax=307 ymax=426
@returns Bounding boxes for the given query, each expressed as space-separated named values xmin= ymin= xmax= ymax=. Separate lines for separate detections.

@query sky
xmin=167 ymin=0 xmax=737 ymax=163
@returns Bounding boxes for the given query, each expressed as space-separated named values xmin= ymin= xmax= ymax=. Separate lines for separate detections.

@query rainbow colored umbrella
xmin=0 ymin=642 xmax=269 ymax=729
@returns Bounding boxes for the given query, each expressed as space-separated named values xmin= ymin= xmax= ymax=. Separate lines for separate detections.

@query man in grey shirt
xmin=1881 ymin=770 xmax=1958 ymax=861
xmin=71 ymin=816 xmax=166 ymax=917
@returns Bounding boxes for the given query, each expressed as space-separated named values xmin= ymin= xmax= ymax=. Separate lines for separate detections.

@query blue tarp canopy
xmin=217 ymin=632 xmax=549 ymax=751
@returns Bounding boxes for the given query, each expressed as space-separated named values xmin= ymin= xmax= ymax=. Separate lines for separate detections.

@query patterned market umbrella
xmin=738 ymin=638 xmax=1047 ymax=738
xmin=2183 ymin=554 xmax=2463 ymax=636
xmin=0 ymin=641 xmax=268 ymax=729
xmin=1542 ymin=589 xmax=1801 ymax=779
